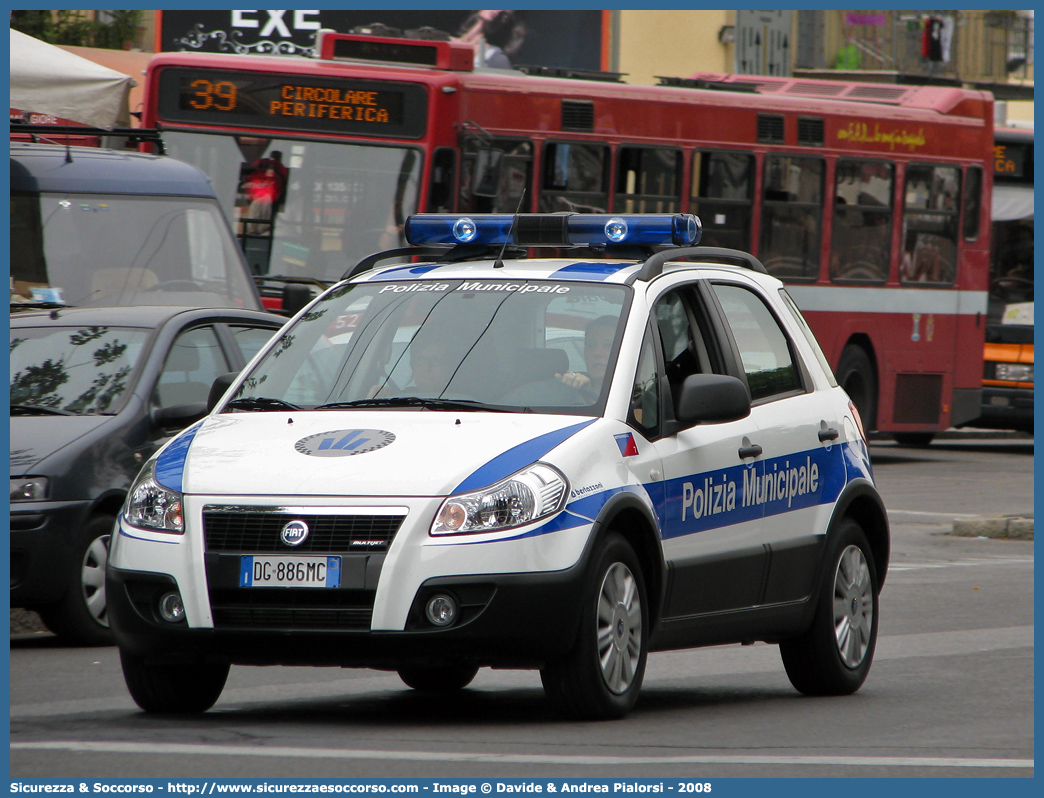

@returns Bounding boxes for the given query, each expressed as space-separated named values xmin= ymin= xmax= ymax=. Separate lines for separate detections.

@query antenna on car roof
xmin=493 ymin=189 xmax=527 ymax=269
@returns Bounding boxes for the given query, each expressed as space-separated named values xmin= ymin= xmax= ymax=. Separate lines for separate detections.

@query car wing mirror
xmin=208 ymin=372 xmax=239 ymax=412
xmin=674 ymin=373 xmax=751 ymax=429
xmin=151 ymin=401 xmax=208 ymax=431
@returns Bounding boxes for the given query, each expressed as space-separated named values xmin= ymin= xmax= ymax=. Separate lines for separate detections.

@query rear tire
xmin=780 ymin=518 xmax=879 ymax=696
xmin=892 ymin=432 xmax=935 ymax=447
xmin=540 ymin=532 xmax=648 ymax=720
xmin=37 ymin=515 xmax=114 ymax=647
xmin=398 ymin=664 xmax=479 ymax=692
xmin=836 ymin=345 xmax=877 ymax=432
xmin=120 ymin=650 xmax=229 ymax=713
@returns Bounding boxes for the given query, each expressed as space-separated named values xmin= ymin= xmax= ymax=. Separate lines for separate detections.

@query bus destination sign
xmin=157 ymin=68 xmax=428 ymax=139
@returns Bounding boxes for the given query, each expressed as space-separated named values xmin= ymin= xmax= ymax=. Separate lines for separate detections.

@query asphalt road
xmin=9 ymin=438 xmax=1034 ymax=780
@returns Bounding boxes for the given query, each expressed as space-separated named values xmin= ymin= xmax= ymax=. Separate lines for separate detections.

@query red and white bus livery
xmin=141 ymin=30 xmax=994 ymax=441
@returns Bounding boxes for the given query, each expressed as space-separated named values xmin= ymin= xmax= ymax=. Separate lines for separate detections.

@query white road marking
xmin=8 ymin=740 xmax=1035 ymax=770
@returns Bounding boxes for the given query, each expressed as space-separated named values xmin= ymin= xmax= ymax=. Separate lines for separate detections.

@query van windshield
xmin=10 ymin=192 xmax=262 ymax=311
xmin=232 ymin=278 xmax=630 ymax=415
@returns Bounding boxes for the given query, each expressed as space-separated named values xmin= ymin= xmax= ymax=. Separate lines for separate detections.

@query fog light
xmin=158 ymin=591 xmax=185 ymax=623
xmin=425 ymin=594 xmax=458 ymax=627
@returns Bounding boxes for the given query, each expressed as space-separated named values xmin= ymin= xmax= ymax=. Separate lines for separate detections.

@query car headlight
xmin=994 ymin=362 xmax=1033 ymax=383
xmin=431 ymin=463 xmax=568 ymax=536
xmin=124 ymin=461 xmax=184 ymax=534
xmin=10 ymin=477 xmax=48 ymax=502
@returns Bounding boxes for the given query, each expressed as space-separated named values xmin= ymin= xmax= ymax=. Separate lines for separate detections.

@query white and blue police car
xmin=108 ymin=212 xmax=888 ymax=720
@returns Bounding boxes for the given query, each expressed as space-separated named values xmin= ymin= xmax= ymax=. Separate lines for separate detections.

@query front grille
xmin=209 ymin=587 xmax=374 ymax=630
xmin=203 ymin=508 xmax=404 ymax=554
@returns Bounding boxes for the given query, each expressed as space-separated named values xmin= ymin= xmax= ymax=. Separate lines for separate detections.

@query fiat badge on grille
xmin=280 ymin=520 xmax=309 ymax=547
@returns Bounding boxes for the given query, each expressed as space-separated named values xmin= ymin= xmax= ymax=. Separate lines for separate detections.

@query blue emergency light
xmin=404 ymin=213 xmax=702 ymax=248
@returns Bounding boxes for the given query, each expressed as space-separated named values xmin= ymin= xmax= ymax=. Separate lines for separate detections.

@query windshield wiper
xmin=315 ymin=397 xmax=505 ymax=412
xmin=10 ymin=404 xmax=75 ymax=416
xmin=10 ymin=301 xmax=71 ymax=313
xmin=224 ymin=397 xmax=301 ymax=412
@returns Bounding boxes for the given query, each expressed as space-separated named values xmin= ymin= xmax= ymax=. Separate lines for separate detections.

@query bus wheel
xmin=780 ymin=518 xmax=879 ymax=696
xmin=893 ymin=432 xmax=935 ymax=447
xmin=119 ymin=649 xmax=229 ymax=713
xmin=836 ymin=345 xmax=877 ymax=431
xmin=540 ymin=532 xmax=648 ymax=720
xmin=398 ymin=664 xmax=479 ymax=692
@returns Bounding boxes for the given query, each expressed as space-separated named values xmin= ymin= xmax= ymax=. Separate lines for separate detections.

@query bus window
xmin=962 ymin=166 xmax=983 ymax=242
xmin=901 ymin=164 xmax=960 ymax=285
xmin=759 ymin=154 xmax=824 ymax=281
xmin=690 ymin=150 xmax=754 ymax=251
xmin=614 ymin=147 xmax=681 ymax=213
xmin=426 ymin=148 xmax=456 ymax=214
xmin=830 ymin=159 xmax=893 ymax=283
xmin=539 ymin=142 xmax=609 ymax=213
xmin=163 ymin=131 xmax=422 ymax=284
xmin=459 ymin=138 xmax=532 ymax=214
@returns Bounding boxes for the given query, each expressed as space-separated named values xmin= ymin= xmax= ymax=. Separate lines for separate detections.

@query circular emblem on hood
xmin=294 ymin=429 xmax=395 ymax=457
xmin=280 ymin=520 xmax=309 ymax=547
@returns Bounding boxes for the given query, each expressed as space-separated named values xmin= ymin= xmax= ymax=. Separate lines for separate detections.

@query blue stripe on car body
xmin=452 ymin=419 xmax=597 ymax=494
xmin=154 ymin=421 xmax=204 ymax=493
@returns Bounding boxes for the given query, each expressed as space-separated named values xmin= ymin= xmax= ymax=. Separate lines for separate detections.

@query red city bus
xmin=140 ymin=30 xmax=993 ymax=441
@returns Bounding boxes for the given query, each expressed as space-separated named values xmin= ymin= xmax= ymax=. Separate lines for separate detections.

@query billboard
xmin=157 ymin=10 xmax=604 ymax=72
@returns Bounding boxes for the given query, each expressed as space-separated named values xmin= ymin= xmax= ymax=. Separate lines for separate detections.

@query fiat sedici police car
xmin=108 ymin=212 xmax=888 ymax=719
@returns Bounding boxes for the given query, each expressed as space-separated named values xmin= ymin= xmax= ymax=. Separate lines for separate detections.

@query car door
xmin=707 ymin=279 xmax=847 ymax=606
xmin=641 ymin=276 xmax=768 ymax=622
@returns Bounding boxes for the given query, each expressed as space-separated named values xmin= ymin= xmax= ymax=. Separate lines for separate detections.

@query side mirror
xmin=674 ymin=373 xmax=751 ymax=429
xmin=151 ymin=402 xmax=207 ymax=431
xmin=208 ymin=372 xmax=239 ymax=412
xmin=282 ymin=283 xmax=312 ymax=317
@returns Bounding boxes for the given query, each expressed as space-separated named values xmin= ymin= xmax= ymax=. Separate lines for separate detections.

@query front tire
xmin=398 ymin=664 xmax=479 ymax=692
xmin=780 ymin=518 xmax=879 ymax=696
xmin=38 ymin=514 xmax=114 ymax=647
xmin=120 ymin=650 xmax=229 ymax=713
xmin=541 ymin=532 xmax=648 ymax=720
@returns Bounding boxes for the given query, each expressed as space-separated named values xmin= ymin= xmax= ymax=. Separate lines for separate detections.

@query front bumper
xmin=107 ymin=495 xmax=596 ymax=670
xmin=107 ymin=562 xmax=587 ymax=669
xmin=974 ymin=386 xmax=1033 ymax=432
xmin=10 ymin=499 xmax=93 ymax=606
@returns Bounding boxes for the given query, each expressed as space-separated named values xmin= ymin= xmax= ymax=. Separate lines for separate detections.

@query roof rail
xmin=635 ymin=246 xmax=768 ymax=282
xmin=656 ymin=76 xmax=760 ymax=93
xmin=515 ymin=64 xmax=626 ymax=83
xmin=11 ymin=123 xmax=166 ymax=154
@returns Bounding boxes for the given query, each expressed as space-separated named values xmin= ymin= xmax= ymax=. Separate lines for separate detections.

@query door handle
xmin=818 ymin=427 xmax=839 ymax=442
xmin=738 ymin=444 xmax=763 ymax=459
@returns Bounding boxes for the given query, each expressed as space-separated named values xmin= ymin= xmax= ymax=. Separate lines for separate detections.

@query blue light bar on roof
xmin=404 ymin=213 xmax=702 ymax=248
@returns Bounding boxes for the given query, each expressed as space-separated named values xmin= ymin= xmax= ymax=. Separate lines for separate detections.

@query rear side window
xmin=711 ymin=283 xmax=802 ymax=402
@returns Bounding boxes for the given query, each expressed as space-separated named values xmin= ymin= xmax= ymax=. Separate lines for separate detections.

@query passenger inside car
xmin=556 ymin=314 xmax=617 ymax=402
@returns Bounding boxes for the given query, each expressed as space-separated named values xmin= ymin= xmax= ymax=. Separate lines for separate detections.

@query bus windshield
xmin=163 ymin=131 xmax=422 ymax=284
xmin=10 ymin=192 xmax=261 ymax=311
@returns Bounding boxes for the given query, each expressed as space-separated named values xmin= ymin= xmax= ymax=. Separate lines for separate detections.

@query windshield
xmin=233 ymin=278 xmax=630 ymax=415
xmin=10 ymin=192 xmax=261 ymax=311
xmin=987 ymin=217 xmax=1033 ymax=326
xmin=10 ymin=325 xmax=151 ymax=415
xmin=162 ymin=131 xmax=422 ymax=283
